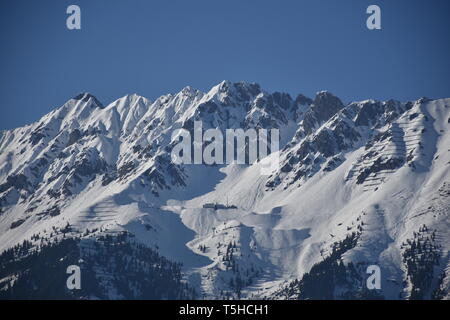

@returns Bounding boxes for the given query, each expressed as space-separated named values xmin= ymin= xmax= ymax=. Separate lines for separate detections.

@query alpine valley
xmin=0 ymin=81 xmax=449 ymax=299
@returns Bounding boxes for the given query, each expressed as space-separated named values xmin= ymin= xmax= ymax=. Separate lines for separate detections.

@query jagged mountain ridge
xmin=0 ymin=81 xmax=449 ymax=299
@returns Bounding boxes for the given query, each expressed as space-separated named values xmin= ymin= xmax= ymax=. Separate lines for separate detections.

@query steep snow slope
xmin=0 ymin=83 xmax=449 ymax=299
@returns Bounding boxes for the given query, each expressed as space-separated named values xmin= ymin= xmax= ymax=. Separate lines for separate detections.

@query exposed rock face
xmin=67 ymin=129 xmax=81 ymax=146
xmin=302 ymin=91 xmax=345 ymax=135
xmin=73 ymin=92 xmax=104 ymax=108
xmin=354 ymin=101 xmax=384 ymax=127
xmin=0 ymin=174 xmax=29 ymax=193
xmin=356 ymin=157 xmax=404 ymax=185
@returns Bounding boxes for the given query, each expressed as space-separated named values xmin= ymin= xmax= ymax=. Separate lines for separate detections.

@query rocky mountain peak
xmin=72 ymin=92 xmax=104 ymax=108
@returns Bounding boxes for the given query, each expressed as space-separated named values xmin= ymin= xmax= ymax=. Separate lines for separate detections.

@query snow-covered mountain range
xmin=0 ymin=81 xmax=449 ymax=299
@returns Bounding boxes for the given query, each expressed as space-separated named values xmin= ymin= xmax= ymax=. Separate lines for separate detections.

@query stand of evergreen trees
xmin=273 ymin=223 xmax=445 ymax=300
xmin=273 ymin=226 xmax=384 ymax=300
xmin=0 ymin=232 xmax=195 ymax=299
xmin=401 ymin=225 xmax=441 ymax=300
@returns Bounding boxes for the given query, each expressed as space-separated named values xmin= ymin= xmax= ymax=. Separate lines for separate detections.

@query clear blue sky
xmin=1 ymin=0 xmax=449 ymax=130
